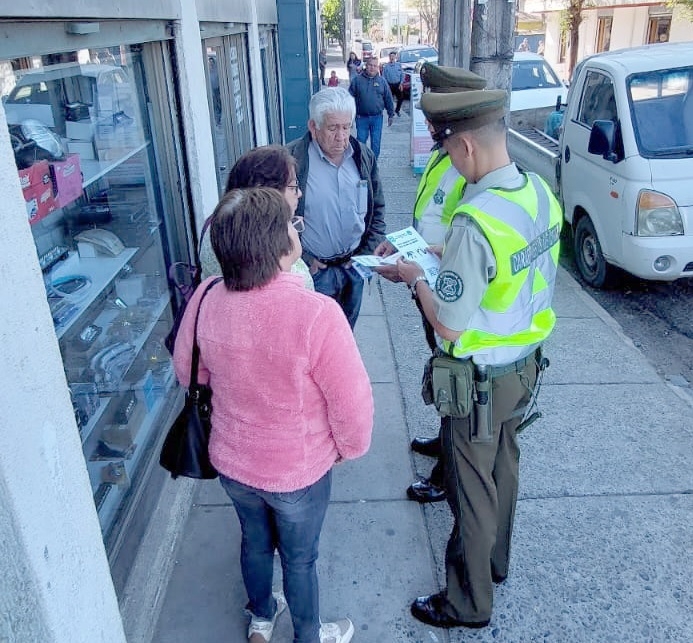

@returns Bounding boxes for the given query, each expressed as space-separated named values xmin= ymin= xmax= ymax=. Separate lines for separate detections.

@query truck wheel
xmin=573 ymin=216 xmax=615 ymax=288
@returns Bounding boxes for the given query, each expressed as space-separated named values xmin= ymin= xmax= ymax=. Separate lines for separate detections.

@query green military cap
xmin=420 ymin=89 xmax=507 ymax=142
xmin=420 ymin=62 xmax=487 ymax=93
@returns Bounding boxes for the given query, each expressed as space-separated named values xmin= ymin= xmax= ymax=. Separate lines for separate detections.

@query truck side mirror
xmin=588 ymin=120 xmax=619 ymax=162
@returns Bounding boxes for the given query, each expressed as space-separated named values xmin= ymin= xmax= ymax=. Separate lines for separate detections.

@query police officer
xmin=376 ymin=63 xmax=487 ymax=504
xmin=397 ymin=89 xmax=562 ymax=629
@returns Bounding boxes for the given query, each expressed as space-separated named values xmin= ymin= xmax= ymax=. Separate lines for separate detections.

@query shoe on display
xmin=319 ymin=618 xmax=355 ymax=643
xmin=410 ymin=435 xmax=441 ymax=458
xmin=247 ymin=592 xmax=287 ymax=642
xmin=406 ymin=477 xmax=446 ymax=503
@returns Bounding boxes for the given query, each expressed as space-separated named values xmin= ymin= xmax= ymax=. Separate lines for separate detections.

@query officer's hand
xmin=373 ymin=263 xmax=402 ymax=282
xmin=388 ymin=116 xmax=394 ymax=127
xmin=397 ymin=258 xmax=424 ymax=285
xmin=374 ymin=240 xmax=397 ymax=257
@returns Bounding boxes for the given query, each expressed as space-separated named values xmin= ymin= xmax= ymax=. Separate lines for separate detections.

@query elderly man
xmin=349 ymin=58 xmax=395 ymax=158
xmin=397 ymin=88 xmax=562 ymax=629
xmin=286 ymin=87 xmax=386 ymax=328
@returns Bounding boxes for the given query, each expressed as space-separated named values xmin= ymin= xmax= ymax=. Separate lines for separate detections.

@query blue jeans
xmin=355 ymin=114 xmax=384 ymax=158
xmin=220 ymin=471 xmax=332 ymax=643
xmin=311 ymin=264 xmax=364 ymax=329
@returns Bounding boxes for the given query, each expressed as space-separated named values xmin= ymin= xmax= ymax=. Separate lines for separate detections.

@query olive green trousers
xmin=440 ymin=359 xmax=537 ymax=624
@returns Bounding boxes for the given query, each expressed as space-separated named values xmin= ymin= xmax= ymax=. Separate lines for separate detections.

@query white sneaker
xmin=319 ymin=618 xmax=354 ymax=643
xmin=247 ymin=592 xmax=287 ymax=642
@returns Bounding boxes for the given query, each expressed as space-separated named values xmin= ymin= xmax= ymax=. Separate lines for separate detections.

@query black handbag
xmin=159 ymin=278 xmax=221 ymax=479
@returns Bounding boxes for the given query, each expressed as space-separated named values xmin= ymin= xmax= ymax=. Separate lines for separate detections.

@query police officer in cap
xmin=397 ymin=88 xmax=562 ymax=628
xmin=375 ymin=63 xmax=488 ymax=504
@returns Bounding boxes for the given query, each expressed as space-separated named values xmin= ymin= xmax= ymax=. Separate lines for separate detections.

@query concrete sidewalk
xmin=150 ymin=89 xmax=693 ymax=643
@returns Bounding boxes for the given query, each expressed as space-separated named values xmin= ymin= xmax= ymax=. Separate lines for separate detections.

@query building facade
xmin=0 ymin=1 xmax=319 ymax=640
xmin=521 ymin=0 xmax=693 ymax=80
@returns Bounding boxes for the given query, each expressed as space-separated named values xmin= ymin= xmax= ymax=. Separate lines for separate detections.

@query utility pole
xmin=438 ymin=0 xmax=472 ymax=69
xmin=345 ymin=0 xmax=354 ymax=56
xmin=470 ymin=0 xmax=515 ymax=104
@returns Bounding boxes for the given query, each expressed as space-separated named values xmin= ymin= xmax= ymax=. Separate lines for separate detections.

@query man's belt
xmin=302 ymin=249 xmax=353 ymax=267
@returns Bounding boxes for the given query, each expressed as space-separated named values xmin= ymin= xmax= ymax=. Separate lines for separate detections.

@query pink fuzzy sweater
xmin=173 ymin=273 xmax=374 ymax=492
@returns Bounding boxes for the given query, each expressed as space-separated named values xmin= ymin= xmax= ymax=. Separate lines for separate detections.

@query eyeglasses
xmin=287 ymin=183 xmax=301 ymax=195
xmin=290 ymin=216 xmax=305 ymax=233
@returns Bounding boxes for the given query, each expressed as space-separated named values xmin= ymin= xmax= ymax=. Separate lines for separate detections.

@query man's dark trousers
xmin=388 ymin=83 xmax=403 ymax=115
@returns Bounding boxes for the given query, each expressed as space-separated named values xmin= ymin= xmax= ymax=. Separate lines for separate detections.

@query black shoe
xmin=406 ymin=478 xmax=446 ymax=503
xmin=411 ymin=436 xmax=441 ymax=458
xmin=492 ymin=571 xmax=507 ymax=584
xmin=410 ymin=593 xmax=490 ymax=629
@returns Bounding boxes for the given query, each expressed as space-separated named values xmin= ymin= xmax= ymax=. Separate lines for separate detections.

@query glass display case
xmin=3 ymin=47 xmax=178 ymax=536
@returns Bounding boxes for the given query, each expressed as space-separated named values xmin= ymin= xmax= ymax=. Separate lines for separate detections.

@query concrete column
xmin=173 ymin=0 xmax=220 ymax=231
xmin=0 ymin=108 xmax=126 ymax=642
xmin=247 ymin=2 xmax=270 ymax=146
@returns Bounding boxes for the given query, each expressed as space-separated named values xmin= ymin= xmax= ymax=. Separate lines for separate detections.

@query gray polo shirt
xmin=301 ymin=141 xmax=366 ymax=259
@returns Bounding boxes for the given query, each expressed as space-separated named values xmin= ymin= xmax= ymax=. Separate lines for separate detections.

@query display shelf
xmin=80 ymin=141 xmax=150 ymax=189
xmin=77 ymin=293 xmax=170 ymax=446
xmin=87 ymin=371 xmax=177 ymax=526
xmin=48 ymin=248 xmax=138 ymax=339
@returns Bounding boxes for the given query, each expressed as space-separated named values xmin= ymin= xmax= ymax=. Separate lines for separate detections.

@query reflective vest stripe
xmin=414 ymin=152 xmax=466 ymax=227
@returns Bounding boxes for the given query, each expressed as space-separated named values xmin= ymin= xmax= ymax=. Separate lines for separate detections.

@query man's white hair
xmin=309 ymin=87 xmax=356 ymax=128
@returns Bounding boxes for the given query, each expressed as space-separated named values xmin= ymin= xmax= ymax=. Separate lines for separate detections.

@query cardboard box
xmin=50 ymin=154 xmax=83 ymax=208
xmin=67 ymin=139 xmax=96 ymax=160
xmin=65 ymin=119 xmax=95 ymax=141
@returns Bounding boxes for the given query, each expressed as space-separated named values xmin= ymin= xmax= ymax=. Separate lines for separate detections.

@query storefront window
xmin=204 ymin=33 xmax=256 ymax=196
xmin=2 ymin=45 xmax=177 ymax=537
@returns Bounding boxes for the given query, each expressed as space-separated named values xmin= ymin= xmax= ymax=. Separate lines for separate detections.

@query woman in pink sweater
xmin=173 ymin=188 xmax=373 ymax=643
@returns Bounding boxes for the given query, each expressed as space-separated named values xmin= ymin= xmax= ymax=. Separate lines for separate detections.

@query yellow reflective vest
xmin=442 ymin=173 xmax=562 ymax=363
xmin=413 ymin=150 xmax=466 ymax=244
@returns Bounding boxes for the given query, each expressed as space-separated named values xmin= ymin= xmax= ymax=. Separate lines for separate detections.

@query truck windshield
xmin=628 ymin=67 xmax=693 ymax=158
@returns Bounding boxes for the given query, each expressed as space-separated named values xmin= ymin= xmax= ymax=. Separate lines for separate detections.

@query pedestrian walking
xmin=348 ymin=58 xmax=395 ymax=158
xmin=381 ymin=51 xmax=405 ymax=117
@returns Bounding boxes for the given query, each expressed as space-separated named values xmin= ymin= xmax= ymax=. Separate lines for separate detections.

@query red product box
xmin=50 ymin=153 xmax=83 ymax=208
xmin=18 ymin=160 xmax=58 ymax=224
xmin=25 ymin=184 xmax=59 ymax=224
xmin=18 ymin=160 xmax=52 ymax=196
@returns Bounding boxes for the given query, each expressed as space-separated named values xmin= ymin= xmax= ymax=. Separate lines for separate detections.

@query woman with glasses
xmin=200 ymin=145 xmax=314 ymax=289
xmin=174 ymin=188 xmax=373 ymax=643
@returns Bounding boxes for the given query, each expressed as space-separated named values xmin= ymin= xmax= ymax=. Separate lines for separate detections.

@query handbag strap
xmin=189 ymin=277 xmax=223 ymax=389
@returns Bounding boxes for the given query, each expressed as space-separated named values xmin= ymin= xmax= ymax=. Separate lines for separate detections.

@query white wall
xmin=0 ymin=109 xmax=126 ymax=642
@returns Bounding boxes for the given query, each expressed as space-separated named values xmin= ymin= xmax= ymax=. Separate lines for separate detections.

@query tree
xmin=322 ymin=0 xmax=346 ymax=55
xmin=561 ymin=0 xmax=585 ymax=79
xmin=358 ymin=0 xmax=385 ymax=32
xmin=668 ymin=0 xmax=693 ymax=16
xmin=407 ymin=0 xmax=440 ymax=46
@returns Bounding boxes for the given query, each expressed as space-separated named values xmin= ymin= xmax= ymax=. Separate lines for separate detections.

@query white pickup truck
xmin=507 ymin=42 xmax=693 ymax=287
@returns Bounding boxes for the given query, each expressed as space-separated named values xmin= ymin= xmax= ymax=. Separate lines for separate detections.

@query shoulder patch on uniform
xmin=433 ymin=188 xmax=445 ymax=205
xmin=435 ymin=271 xmax=464 ymax=302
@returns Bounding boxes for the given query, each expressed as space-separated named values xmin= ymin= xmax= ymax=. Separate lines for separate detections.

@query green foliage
xmin=668 ymin=0 xmax=693 ymax=17
xmin=359 ymin=0 xmax=385 ymax=31
xmin=322 ymin=0 xmax=345 ymax=44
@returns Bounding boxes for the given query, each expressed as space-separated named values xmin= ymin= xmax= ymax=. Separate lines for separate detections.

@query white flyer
xmin=386 ymin=226 xmax=440 ymax=287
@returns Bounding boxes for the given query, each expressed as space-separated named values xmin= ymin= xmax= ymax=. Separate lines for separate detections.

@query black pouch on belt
xmin=430 ymin=355 xmax=474 ymax=418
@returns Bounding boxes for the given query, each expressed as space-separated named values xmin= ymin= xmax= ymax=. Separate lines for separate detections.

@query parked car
xmin=510 ymin=52 xmax=568 ymax=112
xmin=398 ymin=45 xmax=438 ymax=96
xmin=360 ymin=39 xmax=374 ymax=61
xmin=378 ymin=45 xmax=400 ymax=71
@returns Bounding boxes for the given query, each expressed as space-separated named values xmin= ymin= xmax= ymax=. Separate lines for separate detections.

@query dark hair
xmin=210 ymin=188 xmax=293 ymax=291
xmin=225 ymin=145 xmax=297 ymax=193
